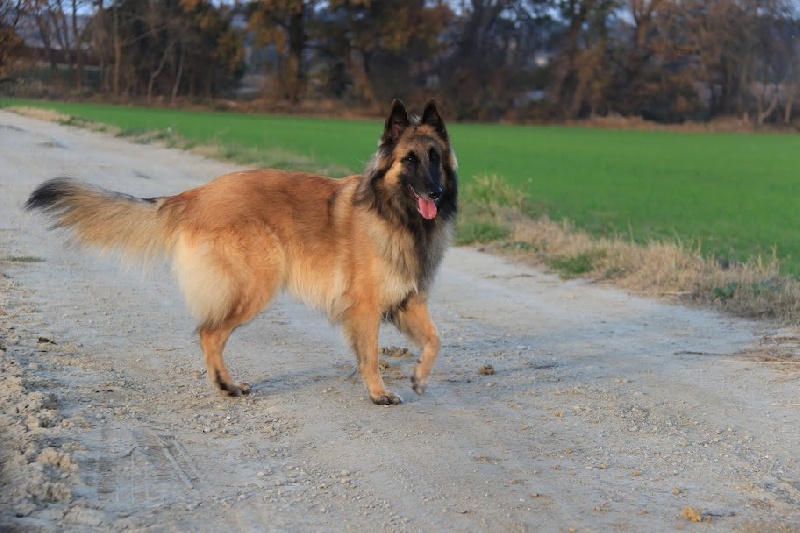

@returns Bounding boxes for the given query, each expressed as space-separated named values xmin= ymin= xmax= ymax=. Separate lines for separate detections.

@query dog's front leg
xmin=392 ymin=294 xmax=441 ymax=396
xmin=344 ymin=305 xmax=402 ymax=405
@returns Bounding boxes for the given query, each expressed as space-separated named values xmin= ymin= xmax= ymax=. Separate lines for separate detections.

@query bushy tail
xmin=26 ymin=177 xmax=178 ymax=266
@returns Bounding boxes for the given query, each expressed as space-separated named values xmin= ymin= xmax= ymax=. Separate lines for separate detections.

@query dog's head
xmin=362 ymin=99 xmax=457 ymax=222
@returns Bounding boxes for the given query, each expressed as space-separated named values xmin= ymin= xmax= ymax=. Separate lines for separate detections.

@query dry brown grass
xmin=7 ymin=106 xmax=73 ymax=123
xmin=567 ymin=113 xmax=798 ymax=134
xmin=463 ymin=176 xmax=800 ymax=325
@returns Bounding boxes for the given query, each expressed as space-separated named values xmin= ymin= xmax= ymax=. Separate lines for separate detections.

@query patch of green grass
xmin=500 ymin=240 xmax=538 ymax=252
xmin=5 ymin=255 xmax=45 ymax=263
xmin=712 ymin=278 xmax=783 ymax=301
xmin=549 ymin=251 xmax=606 ymax=278
xmin=456 ymin=221 xmax=510 ymax=245
xmin=3 ymin=98 xmax=799 ymax=272
xmin=461 ymin=174 xmax=528 ymax=214
xmin=713 ymin=281 xmax=739 ymax=300
xmin=455 ymin=175 xmax=527 ymax=245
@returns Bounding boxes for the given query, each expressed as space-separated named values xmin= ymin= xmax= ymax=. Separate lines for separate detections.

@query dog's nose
xmin=428 ymin=189 xmax=442 ymax=200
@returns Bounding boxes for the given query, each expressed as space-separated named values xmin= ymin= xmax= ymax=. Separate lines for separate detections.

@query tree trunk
xmin=34 ymin=17 xmax=58 ymax=80
xmin=287 ymin=4 xmax=306 ymax=105
xmin=147 ymin=43 xmax=171 ymax=103
xmin=756 ymin=89 xmax=779 ymax=125
xmin=93 ymin=0 xmax=106 ymax=93
xmin=71 ymin=0 xmax=82 ymax=89
xmin=52 ymin=7 xmax=74 ymax=84
xmin=552 ymin=1 xmax=590 ymax=119
xmin=112 ymin=0 xmax=120 ymax=98
xmin=171 ymin=48 xmax=185 ymax=102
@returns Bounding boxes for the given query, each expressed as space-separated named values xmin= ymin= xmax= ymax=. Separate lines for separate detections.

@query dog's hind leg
xmin=197 ymin=266 xmax=283 ymax=397
xmin=200 ymin=325 xmax=250 ymax=396
xmin=392 ymin=294 xmax=441 ymax=396
xmin=197 ymin=279 xmax=279 ymax=396
xmin=344 ymin=304 xmax=402 ymax=405
xmin=177 ymin=225 xmax=285 ymax=397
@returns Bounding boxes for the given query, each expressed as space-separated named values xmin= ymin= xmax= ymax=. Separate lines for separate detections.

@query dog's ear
xmin=421 ymin=99 xmax=448 ymax=143
xmin=382 ymin=99 xmax=410 ymax=145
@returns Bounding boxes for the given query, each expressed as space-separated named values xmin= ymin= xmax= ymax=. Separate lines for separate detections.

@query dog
xmin=25 ymin=99 xmax=458 ymax=405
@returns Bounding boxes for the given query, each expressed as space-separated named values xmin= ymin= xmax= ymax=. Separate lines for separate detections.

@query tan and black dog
xmin=26 ymin=99 xmax=458 ymax=405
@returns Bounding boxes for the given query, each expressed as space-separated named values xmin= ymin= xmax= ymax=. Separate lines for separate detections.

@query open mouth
xmin=408 ymin=186 xmax=438 ymax=220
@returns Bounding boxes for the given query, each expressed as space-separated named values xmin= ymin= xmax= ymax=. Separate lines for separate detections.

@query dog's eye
xmin=405 ymin=153 xmax=417 ymax=165
xmin=429 ymin=149 xmax=440 ymax=163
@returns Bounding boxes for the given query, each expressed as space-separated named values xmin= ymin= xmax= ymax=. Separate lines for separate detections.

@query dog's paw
xmin=371 ymin=391 xmax=403 ymax=405
xmin=410 ymin=374 xmax=427 ymax=396
xmin=219 ymin=382 xmax=251 ymax=398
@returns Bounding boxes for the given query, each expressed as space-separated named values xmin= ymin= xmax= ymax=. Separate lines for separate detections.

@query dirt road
xmin=2 ymin=109 xmax=800 ymax=532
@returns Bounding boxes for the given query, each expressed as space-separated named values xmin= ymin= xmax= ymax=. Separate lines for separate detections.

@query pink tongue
xmin=417 ymin=197 xmax=438 ymax=219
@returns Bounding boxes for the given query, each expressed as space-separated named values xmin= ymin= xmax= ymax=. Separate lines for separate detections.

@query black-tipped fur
xmin=25 ymin=177 xmax=77 ymax=212
xmin=26 ymin=177 xmax=158 ymax=215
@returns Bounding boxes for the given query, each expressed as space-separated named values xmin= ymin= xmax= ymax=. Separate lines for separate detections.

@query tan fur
xmin=48 ymin=182 xmax=177 ymax=266
xmin=27 ymin=100 xmax=457 ymax=405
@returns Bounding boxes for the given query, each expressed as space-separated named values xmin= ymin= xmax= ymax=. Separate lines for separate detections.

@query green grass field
xmin=3 ymin=99 xmax=799 ymax=271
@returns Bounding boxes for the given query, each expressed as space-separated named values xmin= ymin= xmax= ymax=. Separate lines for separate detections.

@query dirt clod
xmin=379 ymin=346 xmax=413 ymax=357
xmin=680 ymin=505 xmax=712 ymax=523
xmin=477 ymin=364 xmax=495 ymax=375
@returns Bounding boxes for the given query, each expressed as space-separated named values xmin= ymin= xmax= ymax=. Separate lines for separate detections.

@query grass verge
xmin=8 ymin=106 xmax=353 ymax=176
xmin=460 ymin=176 xmax=800 ymax=323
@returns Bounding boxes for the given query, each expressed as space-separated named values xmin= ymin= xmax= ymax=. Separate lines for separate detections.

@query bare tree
xmin=70 ymin=0 xmax=83 ymax=88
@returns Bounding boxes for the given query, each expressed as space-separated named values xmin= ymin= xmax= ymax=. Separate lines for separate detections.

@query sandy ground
xmin=1 ymin=110 xmax=800 ymax=532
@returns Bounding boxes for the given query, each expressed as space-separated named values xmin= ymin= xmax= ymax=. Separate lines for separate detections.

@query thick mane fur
xmin=354 ymin=117 xmax=457 ymax=297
